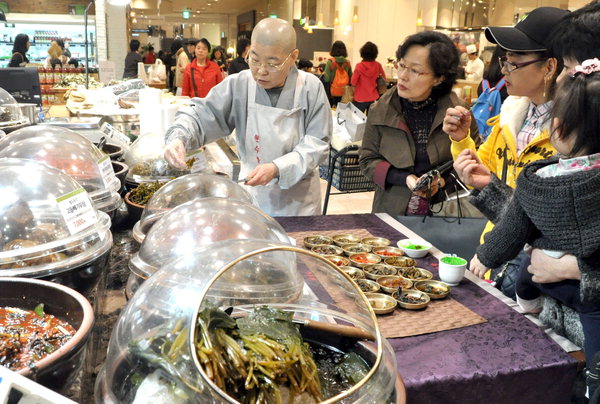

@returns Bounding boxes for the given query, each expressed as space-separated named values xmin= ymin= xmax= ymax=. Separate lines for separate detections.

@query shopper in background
xmin=228 ymin=38 xmax=250 ymax=75
xmin=359 ymin=31 xmax=479 ymax=217
xmin=8 ymin=33 xmax=30 ymax=67
xmin=323 ymin=40 xmax=352 ymax=105
xmin=185 ymin=39 xmax=196 ymax=62
xmin=163 ymin=18 xmax=330 ymax=216
xmin=173 ymin=39 xmax=190 ymax=94
xmin=297 ymin=59 xmax=313 ymax=72
xmin=123 ymin=39 xmax=143 ymax=79
xmin=477 ymin=46 xmax=508 ymax=103
xmin=144 ymin=45 xmax=156 ymax=64
xmin=211 ymin=46 xmax=228 ymax=76
xmin=351 ymin=41 xmax=386 ymax=114
xmin=181 ymin=38 xmax=222 ymax=98
xmin=45 ymin=39 xmax=69 ymax=69
xmin=464 ymin=44 xmax=484 ymax=82
xmin=166 ymin=40 xmax=181 ymax=92
xmin=443 ymin=7 xmax=568 ymax=297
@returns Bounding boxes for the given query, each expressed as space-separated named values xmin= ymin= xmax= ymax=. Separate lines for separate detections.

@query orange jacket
xmin=182 ymin=59 xmax=223 ymax=98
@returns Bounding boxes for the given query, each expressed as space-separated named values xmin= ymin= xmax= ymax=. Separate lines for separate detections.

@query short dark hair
xmin=397 ymin=31 xmax=459 ymax=98
xmin=236 ymin=38 xmax=250 ymax=56
xmin=55 ymin=39 xmax=65 ymax=49
xmin=130 ymin=39 xmax=140 ymax=52
xmin=360 ymin=41 xmax=378 ymax=61
xmin=552 ymin=70 xmax=600 ymax=156
xmin=298 ymin=59 xmax=313 ymax=69
xmin=12 ymin=33 xmax=30 ymax=55
xmin=484 ymin=46 xmax=506 ymax=84
xmin=549 ymin=1 xmax=600 ymax=64
xmin=148 ymin=45 xmax=154 ymax=52
xmin=171 ymin=39 xmax=183 ymax=53
xmin=211 ymin=46 xmax=225 ymax=61
xmin=197 ymin=38 xmax=211 ymax=52
xmin=330 ymin=40 xmax=347 ymax=58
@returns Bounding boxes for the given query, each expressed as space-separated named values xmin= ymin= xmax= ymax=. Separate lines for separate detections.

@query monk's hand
xmin=164 ymin=138 xmax=188 ymax=170
xmin=244 ymin=163 xmax=279 ymax=186
xmin=443 ymin=106 xmax=471 ymax=141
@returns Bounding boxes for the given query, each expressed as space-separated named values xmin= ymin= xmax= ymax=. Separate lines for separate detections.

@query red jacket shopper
xmin=351 ymin=60 xmax=386 ymax=103
xmin=182 ymin=59 xmax=223 ymax=98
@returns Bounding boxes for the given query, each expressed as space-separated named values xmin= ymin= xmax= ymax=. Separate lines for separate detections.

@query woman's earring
xmin=543 ymin=77 xmax=548 ymax=99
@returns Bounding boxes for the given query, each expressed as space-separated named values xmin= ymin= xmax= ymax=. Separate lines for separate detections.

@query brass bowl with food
xmin=384 ymin=256 xmax=416 ymax=269
xmin=398 ymin=267 xmax=433 ymax=281
xmin=355 ymin=278 xmax=381 ymax=293
xmin=364 ymin=293 xmax=397 ymax=315
xmin=377 ymin=275 xmax=413 ymax=294
xmin=363 ymin=264 xmax=398 ymax=280
xmin=372 ymin=246 xmax=404 ymax=259
xmin=322 ymin=254 xmax=350 ymax=267
xmin=342 ymin=243 xmax=373 ymax=256
xmin=414 ymin=280 xmax=450 ymax=299
xmin=349 ymin=252 xmax=382 ymax=268
xmin=331 ymin=233 xmax=362 ymax=247
xmin=311 ymin=244 xmax=344 ymax=256
xmin=341 ymin=266 xmax=365 ymax=281
xmin=361 ymin=237 xmax=391 ymax=247
xmin=392 ymin=289 xmax=430 ymax=310
xmin=303 ymin=235 xmax=334 ymax=249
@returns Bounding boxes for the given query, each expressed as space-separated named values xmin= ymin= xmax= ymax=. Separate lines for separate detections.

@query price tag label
xmin=98 ymin=155 xmax=121 ymax=191
xmin=100 ymin=122 xmax=132 ymax=147
xmin=186 ymin=148 xmax=209 ymax=173
xmin=56 ymin=188 xmax=97 ymax=235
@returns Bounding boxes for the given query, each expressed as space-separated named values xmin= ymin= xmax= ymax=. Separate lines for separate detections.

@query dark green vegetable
xmin=129 ymin=182 xmax=166 ymax=205
xmin=34 ymin=303 xmax=45 ymax=318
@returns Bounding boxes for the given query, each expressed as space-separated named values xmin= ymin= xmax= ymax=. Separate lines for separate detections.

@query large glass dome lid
xmin=132 ymin=173 xmax=258 ymax=243
xmin=129 ymin=198 xmax=290 ymax=279
xmin=96 ymin=240 xmax=399 ymax=404
xmin=0 ymin=158 xmax=112 ymax=278
xmin=0 ymin=135 xmax=121 ymax=213
xmin=0 ymin=125 xmax=94 ymax=151
xmin=0 ymin=88 xmax=27 ymax=128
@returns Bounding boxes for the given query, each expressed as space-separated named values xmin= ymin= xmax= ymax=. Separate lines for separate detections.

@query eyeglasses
xmin=246 ymin=52 xmax=293 ymax=73
xmin=397 ymin=61 xmax=432 ymax=80
xmin=498 ymin=56 xmax=545 ymax=74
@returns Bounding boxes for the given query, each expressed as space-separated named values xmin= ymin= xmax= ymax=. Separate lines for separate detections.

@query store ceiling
xmin=130 ymin=0 xmax=251 ymax=19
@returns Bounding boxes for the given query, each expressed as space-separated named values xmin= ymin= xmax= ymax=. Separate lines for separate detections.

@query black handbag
xmin=376 ymin=75 xmax=387 ymax=95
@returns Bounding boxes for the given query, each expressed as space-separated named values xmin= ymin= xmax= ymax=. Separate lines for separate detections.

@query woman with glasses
xmin=181 ymin=38 xmax=223 ymax=98
xmin=359 ymin=31 xmax=479 ymax=217
xmin=442 ymin=7 xmax=569 ymax=296
xmin=163 ymin=18 xmax=330 ymax=217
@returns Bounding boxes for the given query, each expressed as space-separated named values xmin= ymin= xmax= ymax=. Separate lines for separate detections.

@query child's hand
xmin=469 ymin=254 xmax=488 ymax=279
xmin=453 ymin=149 xmax=491 ymax=190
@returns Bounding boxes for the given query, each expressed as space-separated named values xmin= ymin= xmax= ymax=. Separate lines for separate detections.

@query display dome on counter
xmin=0 ymin=134 xmax=122 ymax=216
xmin=96 ymin=239 xmax=402 ymax=403
xmin=0 ymin=159 xmax=112 ymax=295
xmin=128 ymin=198 xmax=290 ymax=285
xmin=0 ymin=125 xmax=94 ymax=151
xmin=0 ymin=87 xmax=29 ymax=132
xmin=131 ymin=173 xmax=258 ymax=243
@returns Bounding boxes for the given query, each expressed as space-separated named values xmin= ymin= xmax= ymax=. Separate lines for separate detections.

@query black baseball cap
xmin=485 ymin=7 xmax=570 ymax=52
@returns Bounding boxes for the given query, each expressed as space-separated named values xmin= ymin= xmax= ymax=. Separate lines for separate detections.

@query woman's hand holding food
xmin=443 ymin=106 xmax=471 ymax=141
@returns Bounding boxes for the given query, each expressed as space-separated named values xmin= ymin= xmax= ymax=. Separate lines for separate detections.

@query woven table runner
xmin=290 ymin=228 xmax=487 ymax=338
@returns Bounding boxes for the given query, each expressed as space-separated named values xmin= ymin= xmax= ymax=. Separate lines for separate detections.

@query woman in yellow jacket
xmin=442 ymin=7 xmax=568 ymax=296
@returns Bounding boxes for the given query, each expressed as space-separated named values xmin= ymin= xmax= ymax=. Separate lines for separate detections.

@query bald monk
xmin=164 ymin=18 xmax=331 ymax=216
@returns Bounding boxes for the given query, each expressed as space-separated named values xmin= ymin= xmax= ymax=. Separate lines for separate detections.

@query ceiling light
xmin=107 ymin=0 xmax=131 ymax=5
xmin=130 ymin=11 xmax=135 ymax=16
xmin=132 ymin=17 xmax=137 ymax=23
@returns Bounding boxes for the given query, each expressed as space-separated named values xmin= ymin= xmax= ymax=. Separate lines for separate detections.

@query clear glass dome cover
xmin=0 ymin=158 xmax=112 ymax=278
xmin=0 ymin=125 xmax=94 ymax=151
xmin=129 ymin=198 xmax=290 ymax=280
xmin=0 ymin=136 xmax=122 ymax=213
xmin=96 ymin=240 xmax=399 ymax=403
xmin=132 ymin=173 xmax=258 ymax=243
xmin=0 ymin=87 xmax=27 ymax=128
xmin=123 ymin=132 xmax=190 ymax=185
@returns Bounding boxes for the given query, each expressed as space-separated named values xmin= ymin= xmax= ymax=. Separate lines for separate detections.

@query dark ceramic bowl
xmin=111 ymin=160 xmax=129 ymax=191
xmin=124 ymin=191 xmax=145 ymax=224
xmin=0 ymin=277 xmax=94 ymax=394
xmin=95 ymin=142 xmax=124 ymax=161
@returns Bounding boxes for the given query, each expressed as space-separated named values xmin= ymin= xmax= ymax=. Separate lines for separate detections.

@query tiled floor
xmin=319 ymin=178 xmax=374 ymax=215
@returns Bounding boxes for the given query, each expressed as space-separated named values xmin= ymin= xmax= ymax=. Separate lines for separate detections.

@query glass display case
xmin=0 ymin=158 xmax=112 ymax=294
xmin=0 ymin=87 xmax=29 ymax=132
xmin=96 ymin=239 xmax=400 ymax=403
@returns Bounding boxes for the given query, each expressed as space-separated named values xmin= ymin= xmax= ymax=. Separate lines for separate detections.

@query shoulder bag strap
xmin=500 ymin=146 xmax=509 ymax=183
xmin=189 ymin=66 xmax=199 ymax=97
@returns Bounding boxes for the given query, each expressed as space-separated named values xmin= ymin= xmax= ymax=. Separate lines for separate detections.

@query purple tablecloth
xmin=276 ymin=214 xmax=578 ymax=404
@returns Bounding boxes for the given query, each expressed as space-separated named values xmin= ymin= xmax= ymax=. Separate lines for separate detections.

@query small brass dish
xmin=341 ymin=266 xmax=365 ymax=281
xmin=414 ymin=280 xmax=450 ymax=299
xmin=364 ymin=293 xmax=397 ymax=315
xmin=342 ymin=243 xmax=373 ymax=256
xmin=361 ymin=237 xmax=391 ymax=247
xmin=311 ymin=244 xmax=344 ymax=256
xmin=372 ymin=246 xmax=404 ymax=259
xmin=384 ymin=256 xmax=416 ymax=269
xmin=392 ymin=289 xmax=430 ymax=310
xmin=348 ymin=252 xmax=382 ymax=268
xmin=398 ymin=267 xmax=433 ymax=281
xmin=363 ymin=264 xmax=397 ymax=280
xmin=377 ymin=275 xmax=413 ymax=294
xmin=322 ymin=254 xmax=350 ymax=267
xmin=356 ymin=279 xmax=381 ymax=293
xmin=332 ymin=233 xmax=362 ymax=247
xmin=303 ymin=235 xmax=333 ymax=249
